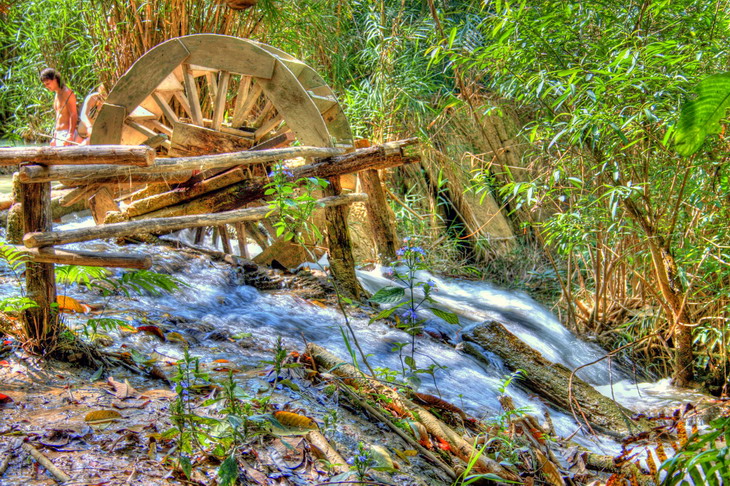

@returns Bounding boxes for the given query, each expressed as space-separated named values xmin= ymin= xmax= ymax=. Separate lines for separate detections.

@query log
xmin=21 ymin=443 xmax=71 ymax=482
xmin=18 ymin=145 xmax=344 ymax=183
xmin=24 ymin=193 xmax=368 ymax=248
xmin=462 ymin=321 xmax=649 ymax=435
xmin=88 ymin=187 xmax=120 ymax=224
xmin=360 ymin=169 xmax=397 ymax=262
xmin=58 ymin=170 xmax=194 ymax=186
xmin=21 ymin=180 xmax=58 ymax=346
xmin=135 ymin=142 xmax=419 ymax=219
xmin=306 ymin=343 xmax=519 ymax=483
xmin=14 ymin=246 xmax=152 ymax=269
xmin=0 ymin=145 xmax=153 ymax=166
xmin=234 ymin=223 xmax=249 ymax=258
xmin=124 ymin=167 xmax=248 ymax=217
xmin=305 ymin=431 xmax=350 ymax=475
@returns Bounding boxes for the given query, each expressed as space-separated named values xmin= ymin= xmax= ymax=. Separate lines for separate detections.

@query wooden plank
xmin=231 ymin=76 xmax=252 ymax=127
xmin=24 ymin=193 xmax=369 ymax=248
xmin=16 ymin=246 xmax=152 ymax=269
xmin=258 ymin=59 xmax=331 ymax=146
xmin=88 ymin=187 xmax=120 ymax=224
xmin=182 ymin=64 xmax=204 ymax=125
xmin=155 ymin=72 xmax=185 ymax=92
xmin=180 ymin=34 xmax=276 ymax=79
xmin=220 ymin=126 xmax=255 ymax=139
xmin=58 ymin=184 xmax=99 ymax=207
xmin=149 ymin=120 xmax=173 ymax=137
xmin=168 ymin=121 xmax=252 ymax=157
xmin=19 ymin=145 xmax=345 ymax=183
xmin=173 ymin=91 xmax=193 ymax=119
xmin=89 ymin=103 xmax=128 ymax=145
xmin=0 ymin=145 xmax=154 ymax=166
xmin=152 ymin=92 xmax=179 ymax=125
xmin=218 ymin=225 xmax=232 ymax=253
xmin=125 ymin=120 xmax=158 ymax=139
xmin=255 ymin=114 xmax=283 ymax=141
xmin=360 ymin=169 xmax=397 ymax=261
xmin=253 ymin=101 xmax=275 ymax=127
xmin=212 ymin=71 xmax=231 ymax=130
xmin=105 ymin=38 xmax=190 ymax=112
xmin=232 ymin=82 xmax=263 ymax=127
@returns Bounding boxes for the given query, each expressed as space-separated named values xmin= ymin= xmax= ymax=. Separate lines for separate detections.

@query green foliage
xmin=370 ymin=238 xmax=458 ymax=387
xmin=674 ymin=72 xmax=730 ymax=156
xmin=264 ymin=164 xmax=329 ymax=242
xmin=0 ymin=240 xmax=36 ymax=314
xmin=659 ymin=415 xmax=730 ymax=485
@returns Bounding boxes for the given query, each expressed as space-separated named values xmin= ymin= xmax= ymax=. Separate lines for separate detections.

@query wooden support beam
xmin=232 ymin=82 xmax=263 ymax=127
xmin=24 ymin=193 xmax=368 ymax=248
xmin=19 ymin=146 xmax=345 ymax=183
xmin=59 ymin=171 xmax=194 ymax=186
xmin=21 ymin=180 xmax=58 ymax=345
xmin=324 ymin=178 xmax=361 ymax=299
xmin=15 ymin=246 xmax=152 ymax=269
xmin=0 ymin=145 xmax=154 ymax=166
xmin=235 ymin=222 xmax=249 ymax=258
xmin=255 ymin=114 xmax=283 ymax=141
xmin=211 ymin=71 xmax=230 ymax=130
xmin=231 ymin=76 xmax=252 ymax=127
xmin=360 ymin=169 xmax=397 ymax=262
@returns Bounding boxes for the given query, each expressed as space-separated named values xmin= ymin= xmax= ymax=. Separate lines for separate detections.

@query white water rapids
xmin=0 ymin=215 xmax=709 ymax=454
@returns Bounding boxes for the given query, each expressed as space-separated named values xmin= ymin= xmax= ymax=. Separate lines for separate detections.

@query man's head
xmin=40 ymin=68 xmax=64 ymax=91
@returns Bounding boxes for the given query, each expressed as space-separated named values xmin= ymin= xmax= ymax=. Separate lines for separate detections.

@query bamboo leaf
xmin=674 ymin=72 xmax=730 ymax=156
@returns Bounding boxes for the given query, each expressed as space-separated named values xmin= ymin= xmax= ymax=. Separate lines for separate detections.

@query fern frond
xmin=0 ymin=241 xmax=31 ymax=271
xmin=674 ymin=72 xmax=730 ymax=156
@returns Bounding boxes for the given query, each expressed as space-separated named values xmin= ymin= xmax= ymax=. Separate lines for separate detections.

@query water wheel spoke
xmin=253 ymin=101 xmax=275 ymax=128
xmin=233 ymin=81 xmax=263 ymax=128
xmin=231 ymin=75 xmax=252 ymax=127
xmin=152 ymin=92 xmax=179 ymax=125
xmin=255 ymin=114 xmax=284 ymax=141
xmin=205 ymin=71 xmax=219 ymax=107
xmin=172 ymin=91 xmax=193 ymax=120
xmin=212 ymin=71 xmax=231 ymax=131
xmin=182 ymin=63 xmax=204 ymax=125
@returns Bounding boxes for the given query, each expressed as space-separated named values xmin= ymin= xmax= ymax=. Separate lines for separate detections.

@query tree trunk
xmin=359 ymin=169 xmax=398 ymax=262
xmin=324 ymin=177 xmax=362 ymax=299
xmin=463 ymin=321 xmax=650 ymax=436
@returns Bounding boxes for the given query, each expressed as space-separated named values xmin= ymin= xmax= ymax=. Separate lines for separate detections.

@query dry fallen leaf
xmin=84 ymin=409 xmax=122 ymax=424
xmin=108 ymin=377 xmax=139 ymax=400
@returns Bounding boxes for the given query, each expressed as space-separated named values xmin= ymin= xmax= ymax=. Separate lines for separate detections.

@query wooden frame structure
xmin=0 ymin=35 xmax=415 ymax=345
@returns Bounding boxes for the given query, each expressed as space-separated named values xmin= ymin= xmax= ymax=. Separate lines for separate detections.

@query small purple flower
xmin=357 ymin=455 xmax=368 ymax=463
xmin=282 ymin=169 xmax=294 ymax=177
xmin=347 ymin=457 xmax=355 ymax=465
xmin=268 ymin=170 xmax=276 ymax=177
xmin=426 ymin=279 xmax=436 ymax=287
xmin=382 ymin=267 xmax=394 ymax=276
xmin=402 ymin=308 xmax=418 ymax=322
xmin=396 ymin=247 xmax=406 ymax=256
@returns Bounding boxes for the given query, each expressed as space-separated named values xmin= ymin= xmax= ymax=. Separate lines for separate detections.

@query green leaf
xmin=179 ymin=455 xmax=192 ymax=479
xmin=369 ymin=302 xmax=406 ymax=322
xmin=675 ymin=72 xmax=730 ymax=156
xmin=218 ymin=454 xmax=239 ymax=486
xmin=429 ymin=308 xmax=460 ymax=325
xmin=368 ymin=286 xmax=405 ymax=304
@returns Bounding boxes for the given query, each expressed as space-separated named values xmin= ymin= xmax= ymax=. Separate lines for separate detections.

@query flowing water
xmin=0 ymin=217 xmax=709 ymax=455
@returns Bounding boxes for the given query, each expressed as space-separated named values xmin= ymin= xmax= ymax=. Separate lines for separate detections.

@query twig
xmin=0 ymin=450 xmax=14 ymax=476
xmin=22 ymin=442 xmax=72 ymax=482
xmin=338 ymin=383 xmax=457 ymax=480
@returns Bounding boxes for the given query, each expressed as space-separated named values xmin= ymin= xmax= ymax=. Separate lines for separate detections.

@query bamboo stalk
xmin=22 ymin=443 xmax=71 ymax=482
xmin=24 ymin=194 xmax=368 ymax=248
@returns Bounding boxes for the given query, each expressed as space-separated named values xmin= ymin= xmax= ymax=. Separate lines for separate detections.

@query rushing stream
xmin=0 ymin=215 xmax=708 ymax=455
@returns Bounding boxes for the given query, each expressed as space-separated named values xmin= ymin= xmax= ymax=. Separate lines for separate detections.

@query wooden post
xmin=360 ymin=169 xmax=397 ymax=262
xmin=194 ymin=227 xmax=205 ymax=245
xmin=235 ymin=222 xmax=249 ymax=258
xmin=21 ymin=180 xmax=58 ymax=348
xmin=5 ymin=173 xmax=24 ymax=244
xmin=219 ymin=225 xmax=232 ymax=254
xmin=324 ymin=177 xmax=361 ymax=299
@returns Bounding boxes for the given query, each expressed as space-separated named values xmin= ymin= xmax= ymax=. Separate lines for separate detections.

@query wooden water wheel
xmin=91 ymin=34 xmax=353 ymax=152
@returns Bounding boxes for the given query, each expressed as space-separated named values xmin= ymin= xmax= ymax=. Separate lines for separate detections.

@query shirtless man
xmin=40 ymin=68 xmax=80 ymax=146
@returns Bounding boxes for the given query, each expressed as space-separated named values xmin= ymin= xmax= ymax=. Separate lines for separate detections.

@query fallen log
xmin=24 ymin=193 xmax=368 ymax=248
xmin=14 ymin=246 xmax=152 ymax=269
xmin=18 ymin=146 xmax=344 ymax=183
xmin=462 ymin=321 xmax=649 ymax=436
xmin=0 ymin=145 xmax=153 ymax=166
xmin=133 ymin=146 xmax=419 ymax=220
xmin=58 ymin=170 xmax=195 ymax=186
xmin=125 ymin=167 xmax=248 ymax=217
xmin=305 ymin=343 xmax=520 ymax=483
